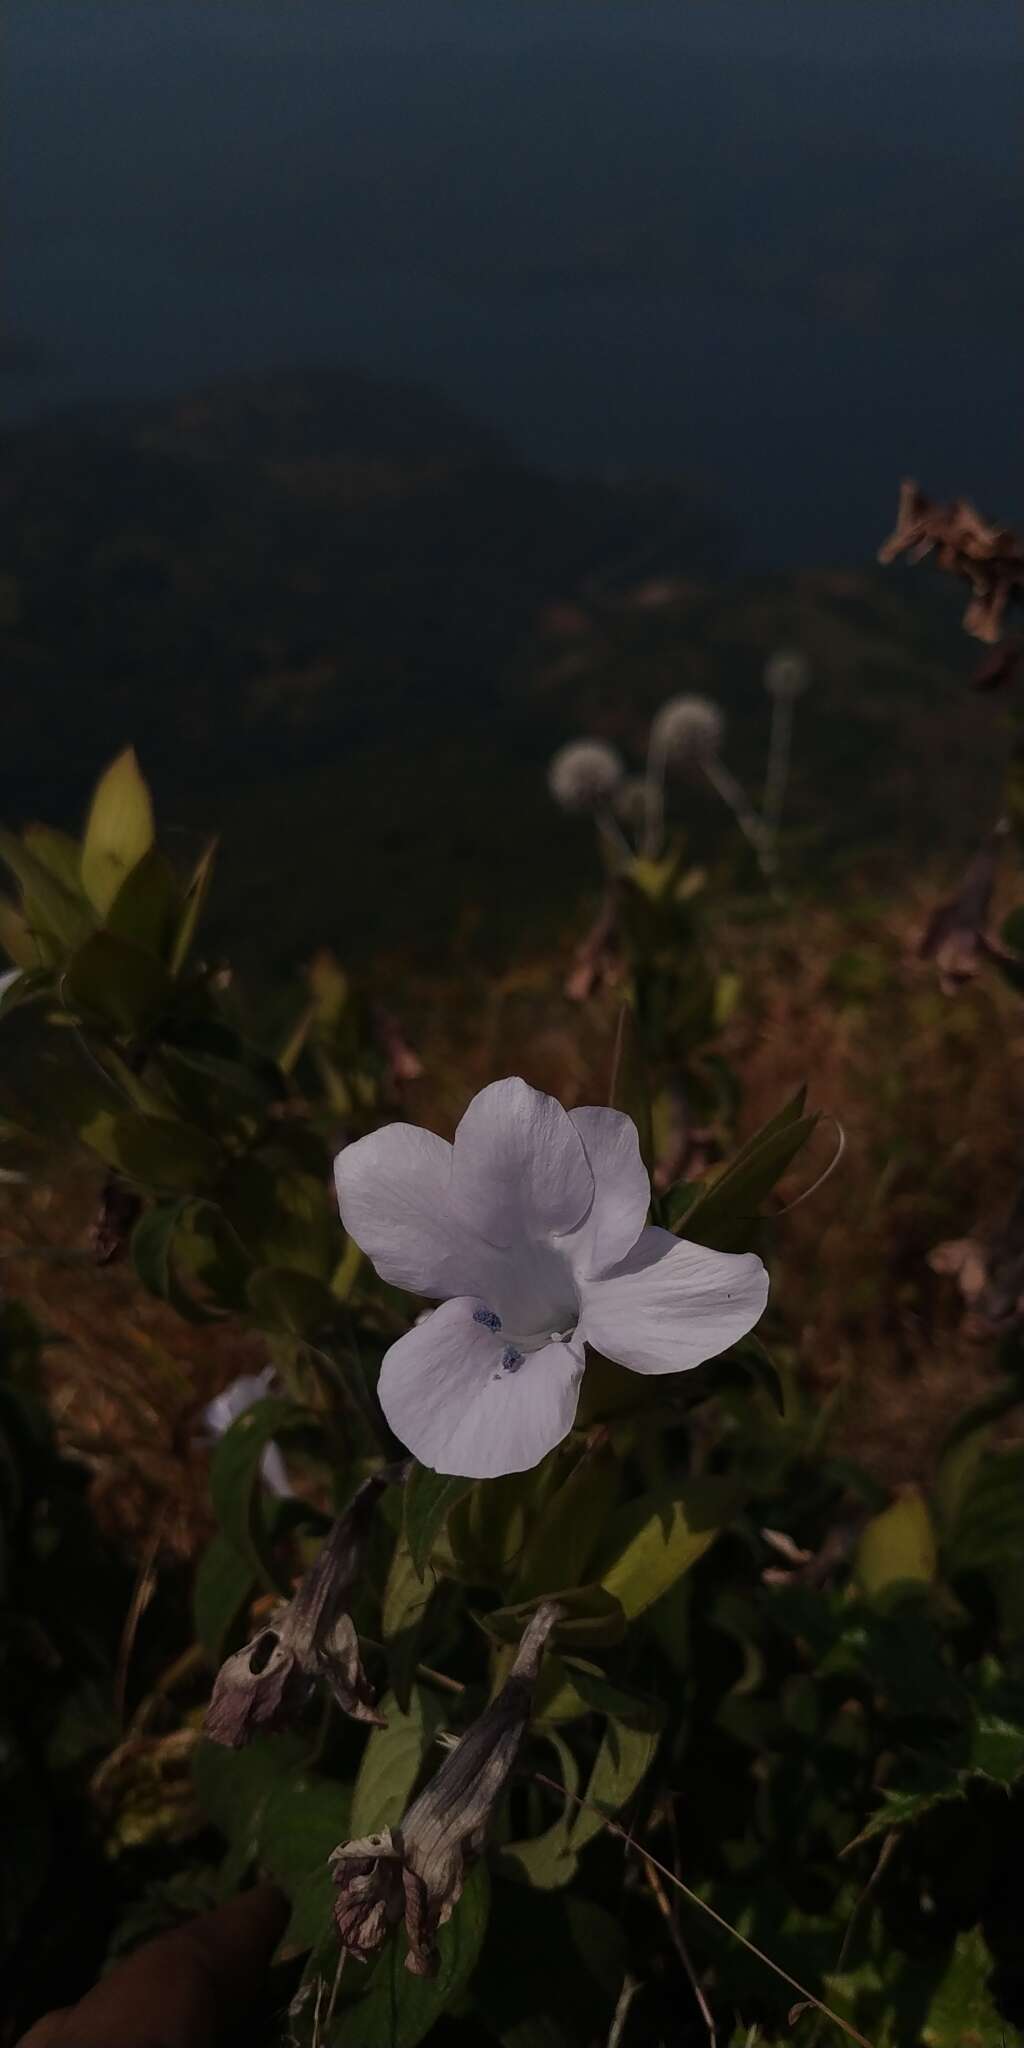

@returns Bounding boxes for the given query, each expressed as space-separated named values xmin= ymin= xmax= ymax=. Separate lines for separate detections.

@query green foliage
xmin=7 ymin=751 xmax=1024 ymax=2048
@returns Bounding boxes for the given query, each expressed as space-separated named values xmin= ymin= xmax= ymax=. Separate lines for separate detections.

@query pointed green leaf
xmin=258 ymin=1770 xmax=353 ymax=1956
xmin=854 ymin=1489 xmax=937 ymax=1600
xmin=350 ymin=1686 xmax=444 ymax=1838
xmin=596 ymin=1480 xmax=737 ymax=1619
xmin=678 ymin=1091 xmax=818 ymax=1250
xmin=512 ymin=1443 xmax=620 ymax=1602
xmin=80 ymin=747 xmax=155 ymax=914
xmin=404 ymin=1465 xmax=474 ymax=1579
xmin=0 ymin=898 xmax=41 ymax=970
xmin=194 ymin=1531 xmax=257 ymax=1664
xmin=501 ymin=1731 xmax=579 ymax=1889
xmin=82 ymin=1110 xmax=221 ymax=1191
xmin=0 ymin=827 xmax=94 ymax=954
xmin=106 ymin=845 xmax=182 ymax=959
xmin=568 ymin=1690 xmax=663 ymax=1849
xmin=170 ymin=836 xmax=217 ymax=975
xmin=65 ymin=929 xmax=171 ymax=1034
xmin=22 ymin=825 xmax=85 ymax=896
xmin=209 ymin=1396 xmax=311 ymax=1589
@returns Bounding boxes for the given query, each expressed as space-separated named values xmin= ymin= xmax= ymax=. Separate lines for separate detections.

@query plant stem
xmin=762 ymin=690 xmax=795 ymax=845
xmin=702 ymin=757 xmax=780 ymax=892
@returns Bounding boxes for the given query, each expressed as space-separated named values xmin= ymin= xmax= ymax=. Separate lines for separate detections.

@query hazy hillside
xmin=1 ymin=369 xmax=1006 ymax=970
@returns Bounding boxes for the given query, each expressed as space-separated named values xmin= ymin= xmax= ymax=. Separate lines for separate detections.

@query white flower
xmin=764 ymin=649 xmax=811 ymax=700
xmin=649 ymin=695 xmax=723 ymax=767
xmin=334 ymin=1078 xmax=768 ymax=1478
xmin=547 ymin=739 xmax=624 ymax=813
xmin=200 ymin=1368 xmax=294 ymax=1498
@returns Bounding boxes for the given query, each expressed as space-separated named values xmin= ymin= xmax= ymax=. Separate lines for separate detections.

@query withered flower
xmin=917 ymin=821 xmax=1010 ymax=995
xmin=331 ymin=1600 xmax=561 ymax=1976
xmin=929 ymin=1180 xmax=1024 ymax=1336
xmin=204 ymin=1469 xmax=403 ymax=1748
xmin=879 ymin=480 xmax=1024 ymax=649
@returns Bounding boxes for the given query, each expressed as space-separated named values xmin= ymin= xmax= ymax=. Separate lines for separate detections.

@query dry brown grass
xmin=0 ymin=1168 xmax=268 ymax=1559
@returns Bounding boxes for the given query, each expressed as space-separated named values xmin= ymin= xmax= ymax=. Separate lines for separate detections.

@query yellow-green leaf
xmin=855 ymin=1489 xmax=937 ymax=1600
xmin=597 ymin=1480 xmax=737 ymax=1619
xmin=80 ymin=747 xmax=155 ymax=915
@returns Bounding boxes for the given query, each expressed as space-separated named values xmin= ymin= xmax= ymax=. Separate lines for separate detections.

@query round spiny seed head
xmin=764 ymin=648 xmax=811 ymax=699
xmin=547 ymin=738 xmax=625 ymax=813
xmin=650 ymin=694 xmax=723 ymax=767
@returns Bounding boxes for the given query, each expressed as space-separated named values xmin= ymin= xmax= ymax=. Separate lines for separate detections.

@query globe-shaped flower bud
xmin=764 ymin=648 xmax=811 ymax=699
xmin=650 ymin=694 xmax=723 ymax=767
xmin=547 ymin=738 xmax=625 ymax=813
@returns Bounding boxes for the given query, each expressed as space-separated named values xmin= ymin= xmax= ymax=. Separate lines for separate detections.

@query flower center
xmin=473 ymin=1295 xmax=578 ymax=1374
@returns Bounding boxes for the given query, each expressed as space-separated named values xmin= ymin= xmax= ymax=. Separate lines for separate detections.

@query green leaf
xmin=350 ymin=1686 xmax=444 ymax=1837
xmin=83 ymin=1110 xmax=222 ymax=1191
xmin=0 ymin=898 xmax=40 ymax=970
xmin=170 ymin=836 xmax=217 ymax=976
xmin=947 ymin=1444 xmax=1024 ymax=1574
xmin=65 ymin=929 xmax=171 ymax=1034
xmin=246 ymin=1266 xmax=340 ymax=1338
xmin=105 ymin=845 xmax=182 ymax=959
xmin=678 ymin=1091 xmax=818 ymax=1250
xmin=0 ymin=826 xmax=94 ymax=954
xmin=511 ymin=1443 xmax=619 ymax=1602
xmin=854 ymin=1489 xmax=937 ymax=1600
xmin=910 ymin=1927 xmax=1002 ymax=2048
xmin=194 ymin=1531 xmax=257 ymax=1664
xmin=596 ymin=1479 xmax=737 ymax=1619
xmin=192 ymin=1730 xmax=308 ymax=1856
xmin=568 ymin=1683 xmax=664 ymax=1849
xmin=130 ymin=1198 xmax=223 ymax=1323
xmin=844 ymin=1778 xmax=966 ymax=1851
xmin=80 ymin=746 xmax=155 ymax=914
xmin=382 ymin=1533 xmax=437 ymax=1710
xmin=968 ymin=1708 xmax=1024 ymax=1785
xmin=501 ymin=1730 xmax=579 ymax=1889
xmin=209 ymin=1396 xmax=311 ymax=1589
xmin=482 ymin=1586 xmax=626 ymax=1651
xmin=22 ymin=824 xmax=84 ymax=897
xmin=403 ymin=1465 xmax=474 ymax=1579
xmin=259 ymin=1770 xmax=352 ymax=1955
xmin=131 ymin=1197 xmax=191 ymax=1297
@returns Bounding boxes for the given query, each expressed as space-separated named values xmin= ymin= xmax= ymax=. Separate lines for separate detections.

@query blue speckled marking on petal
xmin=473 ymin=1307 xmax=502 ymax=1332
xmin=500 ymin=1346 xmax=525 ymax=1374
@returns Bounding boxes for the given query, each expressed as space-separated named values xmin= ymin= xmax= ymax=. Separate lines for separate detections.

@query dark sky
xmin=7 ymin=1 xmax=1023 ymax=564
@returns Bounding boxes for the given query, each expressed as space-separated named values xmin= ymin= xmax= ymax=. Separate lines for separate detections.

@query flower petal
xmin=580 ymin=1230 xmax=768 ymax=1374
xmin=377 ymin=1297 xmax=585 ymax=1477
xmin=451 ymin=1078 xmax=594 ymax=1245
xmin=565 ymin=1107 xmax=651 ymax=1278
xmin=335 ymin=1124 xmax=505 ymax=1300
